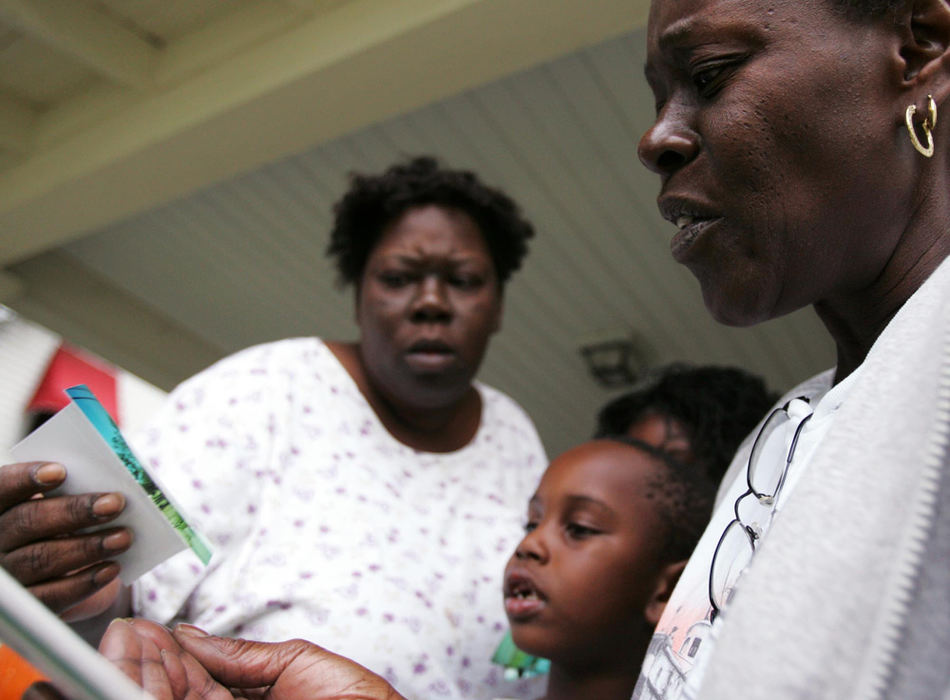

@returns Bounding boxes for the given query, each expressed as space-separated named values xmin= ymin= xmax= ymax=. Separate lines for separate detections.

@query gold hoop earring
xmin=906 ymin=94 xmax=938 ymax=158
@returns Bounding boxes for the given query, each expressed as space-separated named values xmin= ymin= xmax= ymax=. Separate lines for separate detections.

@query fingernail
xmin=92 ymin=493 xmax=124 ymax=518
xmin=34 ymin=463 xmax=65 ymax=485
xmin=103 ymin=531 xmax=132 ymax=551
xmin=93 ymin=563 xmax=119 ymax=586
xmin=174 ymin=623 xmax=209 ymax=638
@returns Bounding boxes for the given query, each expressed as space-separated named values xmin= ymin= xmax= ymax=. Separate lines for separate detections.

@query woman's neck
xmin=325 ymin=340 xmax=481 ymax=453
xmin=815 ymin=219 xmax=950 ymax=384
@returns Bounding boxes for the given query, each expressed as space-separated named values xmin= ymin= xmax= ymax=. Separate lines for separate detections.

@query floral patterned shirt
xmin=131 ymin=338 xmax=548 ymax=699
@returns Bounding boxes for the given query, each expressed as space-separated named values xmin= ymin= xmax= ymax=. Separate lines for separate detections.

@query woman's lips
xmin=405 ymin=340 xmax=456 ymax=371
xmin=671 ymin=215 xmax=721 ymax=262
xmin=657 ymin=197 xmax=722 ymax=263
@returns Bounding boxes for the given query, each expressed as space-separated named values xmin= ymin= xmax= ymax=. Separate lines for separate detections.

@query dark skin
xmin=26 ymin=618 xmax=406 ymax=700
xmin=327 ymin=204 xmax=502 ymax=452
xmin=0 ymin=461 xmax=130 ymax=620
xmin=503 ymin=441 xmax=684 ymax=700
xmin=638 ymin=0 xmax=950 ymax=383
xmin=0 ymin=203 xmax=503 ymax=626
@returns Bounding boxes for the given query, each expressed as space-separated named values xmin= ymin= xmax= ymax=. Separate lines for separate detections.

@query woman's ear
xmin=491 ymin=295 xmax=504 ymax=334
xmin=898 ymin=0 xmax=950 ymax=87
xmin=644 ymin=559 xmax=687 ymax=628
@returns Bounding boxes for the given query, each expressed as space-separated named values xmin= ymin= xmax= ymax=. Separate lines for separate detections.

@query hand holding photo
xmin=10 ymin=384 xmax=211 ymax=582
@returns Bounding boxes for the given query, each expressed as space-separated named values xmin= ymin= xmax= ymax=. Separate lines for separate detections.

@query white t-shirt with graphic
xmin=131 ymin=338 xmax=548 ymax=700
xmin=633 ymin=367 xmax=860 ymax=700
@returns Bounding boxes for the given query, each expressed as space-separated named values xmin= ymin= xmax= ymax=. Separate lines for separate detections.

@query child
xmin=594 ymin=363 xmax=776 ymax=484
xmin=501 ymin=435 xmax=730 ymax=700
xmin=494 ymin=364 xmax=776 ymax=700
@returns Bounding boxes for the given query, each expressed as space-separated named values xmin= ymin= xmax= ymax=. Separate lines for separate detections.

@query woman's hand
xmin=0 ymin=461 xmax=132 ymax=618
xmin=99 ymin=618 xmax=406 ymax=700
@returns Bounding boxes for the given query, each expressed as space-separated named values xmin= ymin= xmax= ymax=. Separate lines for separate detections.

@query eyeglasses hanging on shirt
xmin=707 ymin=397 xmax=814 ymax=621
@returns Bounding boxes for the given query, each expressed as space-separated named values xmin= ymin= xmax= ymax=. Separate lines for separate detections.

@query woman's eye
xmin=380 ymin=272 xmax=412 ymax=288
xmin=450 ymin=274 xmax=484 ymax=290
xmin=692 ymin=66 xmax=724 ymax=94
xmin=523 ymin=521 xmax=538 ymax=534
xmin=690 ymin=58 xmax=741 ymax=98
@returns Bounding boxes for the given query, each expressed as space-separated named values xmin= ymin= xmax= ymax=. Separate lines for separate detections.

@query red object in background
xmin=27 ymin=344 xmax=119 ymax=425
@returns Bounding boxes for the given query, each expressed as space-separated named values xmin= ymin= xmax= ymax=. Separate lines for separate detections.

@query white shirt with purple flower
xmin=131 ymin=338 xmax=547 ymax=699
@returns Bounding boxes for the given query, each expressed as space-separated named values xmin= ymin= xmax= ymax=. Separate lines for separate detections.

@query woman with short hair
xmin=0 ymin=156 xmax=548 ymax=700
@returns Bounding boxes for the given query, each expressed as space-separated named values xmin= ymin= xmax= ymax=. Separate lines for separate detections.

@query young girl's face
xmin=503 ymin=440 xmax=669 ymax=668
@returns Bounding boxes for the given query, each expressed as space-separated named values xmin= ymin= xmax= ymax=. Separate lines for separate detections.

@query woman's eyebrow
xmin=658 ymin=19 xmax=696 ymax=51
xmin=644 ymin=18 xmax=707 ymax=80
xmin=376 ymin=253 xmax=486 ymax=266
xmin=659 ymin=16 xmax=762 ymax=53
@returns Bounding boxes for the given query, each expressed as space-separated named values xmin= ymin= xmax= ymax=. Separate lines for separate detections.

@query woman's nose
xmin=411 ymin=276 xmax=451 ymax=322
xmin=638 ymin=104 xmax=700 ymax=177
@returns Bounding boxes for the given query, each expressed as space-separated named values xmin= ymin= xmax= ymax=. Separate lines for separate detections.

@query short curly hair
xmin=599 ymin=435 xmax=719 ymax=562
xmin=326 ymin=156 xmax=535 ymax=287
xmin=594 ymin=363 xmax=777 ymax=485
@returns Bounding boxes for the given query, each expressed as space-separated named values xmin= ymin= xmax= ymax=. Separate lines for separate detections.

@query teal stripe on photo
xmin=65 ymin=384 xmax=212 ymax=565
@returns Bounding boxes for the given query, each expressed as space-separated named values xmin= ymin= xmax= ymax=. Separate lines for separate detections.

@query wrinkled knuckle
xmin=197 ymin=674 xmax=219 ymax=695
xmin=280 ymin=638 xmax=316 ymax=661
xmin=25 ymin=545 xmax=54 ymax=577
xmin=33 ymin=583 xmax=78 ymax=615
xmin=284 ymin=637 xmax=313 ymax=651
xmin=8 ymin=543 xmax=89 ymax=590
xmin=213 ymin=635 xmax=241 ymax=652
xmin=10 ymin=503 xmax=43 ymax=541
xmin=0 ymin=462 xmax=28 ymax=490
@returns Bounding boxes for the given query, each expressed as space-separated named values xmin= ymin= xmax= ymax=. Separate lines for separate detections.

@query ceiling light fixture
xmin=578 ymin=337 xmax=644 ymax=388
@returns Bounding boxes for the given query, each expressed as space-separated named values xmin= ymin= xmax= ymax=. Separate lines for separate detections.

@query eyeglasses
xmin=707 ymin=397 xmax=813 ymax=620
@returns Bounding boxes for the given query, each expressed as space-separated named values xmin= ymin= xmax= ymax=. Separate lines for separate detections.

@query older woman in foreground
xmin=99 ymin=0 xmax=950 ymax=697
xmin=633 ymin=0 xmax=949 ymax=698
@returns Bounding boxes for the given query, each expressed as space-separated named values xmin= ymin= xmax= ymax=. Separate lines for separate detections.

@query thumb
xmin=171 ymin=625 xmax=405 ymax=699
xmin=172 ymin=625 xmax=310 ymax=688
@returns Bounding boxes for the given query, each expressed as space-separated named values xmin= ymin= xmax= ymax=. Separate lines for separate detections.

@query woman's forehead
xmin=644 ymin=0 xmax=864 ymax=85
xmin=650 ymin=0 xmax=745 ymax=40
xmin=370 ymin=205 xmax=490 ymax=259
xmin=647 ymin=0 xmax=836 ymax=42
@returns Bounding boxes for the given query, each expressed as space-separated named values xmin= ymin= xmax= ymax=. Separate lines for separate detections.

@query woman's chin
xmin=699 ymin=281 xmax=778 ymax=328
